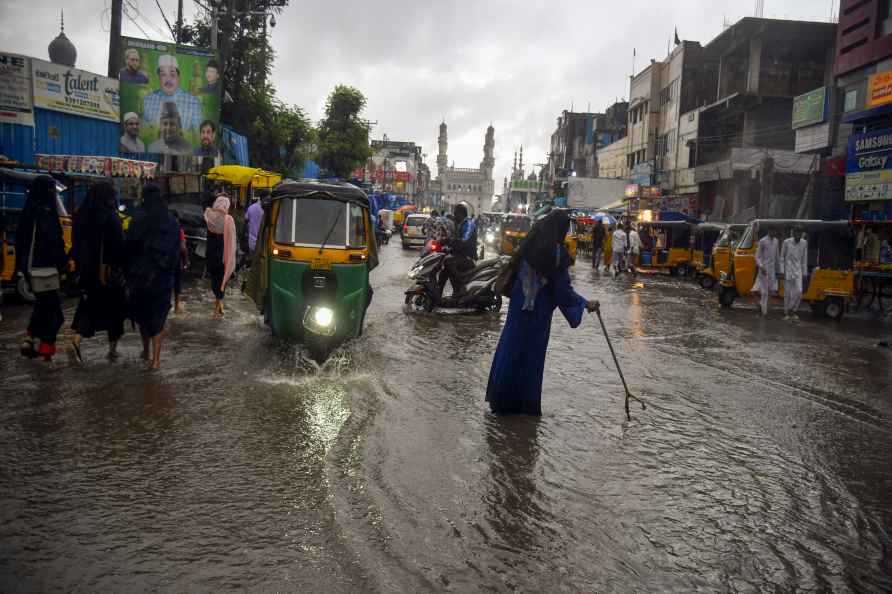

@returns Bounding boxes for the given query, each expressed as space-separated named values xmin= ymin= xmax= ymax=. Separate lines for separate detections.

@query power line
xmin=122 ymin=6 xmax=151 ymax=38
xmin=124 ymin=0 xmax=173 ymax=39
xmin=152 ymin=0 xmax=177 ymax=39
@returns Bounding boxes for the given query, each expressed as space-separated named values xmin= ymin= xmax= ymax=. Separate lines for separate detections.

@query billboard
xmin=31 ymin=58 xmax=119 ymax=122
xmin=0 ymin=52 xmax=33 ymax=126
xmin=118 ymin=37 xmax=220 ymax=156
xmin=845 ymin=128 xmax=892 ymax=202
xmin=791 ymin=86 xmax=828 ymax=129
xmin=867 ymin=70 xmax=892 ymax=109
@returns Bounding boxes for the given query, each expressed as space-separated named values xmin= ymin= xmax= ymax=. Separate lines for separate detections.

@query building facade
xmin=366 ymin=138 xmax=425 ymax=200
xmin=434 ymin=121 xmax=495 ymax=215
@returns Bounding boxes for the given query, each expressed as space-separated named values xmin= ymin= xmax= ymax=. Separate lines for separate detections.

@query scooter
xmin=405 ymin=242 xmax=508 ymax=313
xmin=376 ymin=227 xmax=392 ymax=246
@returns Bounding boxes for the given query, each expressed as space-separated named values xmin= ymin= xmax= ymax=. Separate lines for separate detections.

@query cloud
xmin=3 ymin=0 xmax=831 ymax=187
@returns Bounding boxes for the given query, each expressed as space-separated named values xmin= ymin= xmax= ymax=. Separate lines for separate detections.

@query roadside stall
xmin=853 ymin=220 xmax=892 ymax=313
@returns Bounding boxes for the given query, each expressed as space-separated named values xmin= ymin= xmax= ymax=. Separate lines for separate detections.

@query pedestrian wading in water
xmin=15 ymin=175 xmax=67 ymax=361
xmin=126 ymin=183 xmax=181 ymax=370
xmin=69 ymin=180 xmax=128 ymax=363
xmin=486 ymin=209 xmax=600 ymax=415
xmin=204 ymin=194 xmax=236 ymax=319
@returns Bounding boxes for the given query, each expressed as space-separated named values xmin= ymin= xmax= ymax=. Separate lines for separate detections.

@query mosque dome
xmin=48 ymin=13 xmax=77 ymax=67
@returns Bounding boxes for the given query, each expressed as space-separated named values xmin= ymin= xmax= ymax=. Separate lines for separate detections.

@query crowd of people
xmin=589 ymin=222 xmax=644 ymax=275
xmin=13 ymin=176 xmax=238 ymax=369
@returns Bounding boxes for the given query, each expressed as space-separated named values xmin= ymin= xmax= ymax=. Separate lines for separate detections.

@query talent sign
xmin=36 ymin=154 xmax=157 ymax=178
xmin=31 ymin=58 xmax=119 ymax=122
xmin=867 ymin=70 xmax=892 ymax=109
xmin=118 ymin=37 xmax=221 ymax=157
xmin=844 ymin=128 xmax=892 ymax=202
xmin=0 ymin=52 xmax=33 ymax=126
xmin=791 ymin=86 xmax=828 ymax=129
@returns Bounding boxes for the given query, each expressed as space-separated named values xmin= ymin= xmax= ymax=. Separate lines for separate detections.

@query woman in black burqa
xmin=126 ymin=183 xmax=181 ymax=370
xmin=15 ymin=175 xmax=67 ymax=361
xmin=70 ymin=180 xmax=128 ymax=363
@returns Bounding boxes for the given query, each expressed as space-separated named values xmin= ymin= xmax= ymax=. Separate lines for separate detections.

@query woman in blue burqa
xmin=486 ymin=209 xmax=599 ymax=415
xmin=126 ymin=183 xmax=181 ymax=370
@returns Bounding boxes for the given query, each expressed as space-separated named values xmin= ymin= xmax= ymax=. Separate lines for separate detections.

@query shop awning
xmin=205 ymin=165 xmax=282 ymax=189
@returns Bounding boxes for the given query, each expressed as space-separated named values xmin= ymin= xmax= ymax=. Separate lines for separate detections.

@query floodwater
xmin=2 ymin=242 xmax=891 ymax=593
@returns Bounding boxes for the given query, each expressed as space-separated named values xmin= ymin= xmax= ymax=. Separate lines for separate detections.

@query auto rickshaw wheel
xmin=16 ymin=275 xmax=35 ymax=303
xmin=718 ymin=286 xmax=736 ymax=309
xmin=478 ymin=295 xmax=502 ymax=313
xmin=306 ymin=339 xmax=332 ymax=365
xmin=698 ymin=274 xmax=716 ymax=290
xmin=821 ymin=297 xmax=845 ymax=320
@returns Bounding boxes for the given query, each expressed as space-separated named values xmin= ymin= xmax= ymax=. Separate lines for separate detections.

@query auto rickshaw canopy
xmin=205 ymin=165 xmax=282 ymax=189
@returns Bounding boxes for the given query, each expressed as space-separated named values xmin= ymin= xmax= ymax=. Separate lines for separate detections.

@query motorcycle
xmin=376 ymin=226 xmax=392 ymax=246
xmin=405 ymin=241 xmax=508 ymax=313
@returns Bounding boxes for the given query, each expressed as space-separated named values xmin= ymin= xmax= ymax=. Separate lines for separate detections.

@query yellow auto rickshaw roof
xmin=205 ymin=165 xmax=282 ymax=189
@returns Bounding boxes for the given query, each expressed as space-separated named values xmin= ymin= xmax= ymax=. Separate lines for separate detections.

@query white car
xmin=402 ymin=214 xmax=430 ymax=249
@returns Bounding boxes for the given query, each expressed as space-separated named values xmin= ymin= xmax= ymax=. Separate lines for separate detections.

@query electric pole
xmin=107 ymin=0 xmax=123 ymax=78
xmin=176 ymin=0 xmax=184 ymax=43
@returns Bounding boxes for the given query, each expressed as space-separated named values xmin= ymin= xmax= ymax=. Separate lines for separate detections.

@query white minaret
xmin=437 ymin=120 xmax=448 ymax=179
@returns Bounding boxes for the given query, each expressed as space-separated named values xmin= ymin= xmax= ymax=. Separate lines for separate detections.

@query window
xmin=274 ymin=197 xmax=347 ymax=247
xmin=844 ymin=89 xmax=858 ymax=112
xmin=348 ymin=204 xmax=367 ymax=247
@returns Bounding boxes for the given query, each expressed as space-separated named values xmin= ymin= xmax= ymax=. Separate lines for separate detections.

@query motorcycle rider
xmin=438 ymin=204 xmax=478 ymax=298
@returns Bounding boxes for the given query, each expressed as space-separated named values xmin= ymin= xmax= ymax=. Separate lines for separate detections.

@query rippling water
xmin=2 ymin=245 xmax=891 ymax=592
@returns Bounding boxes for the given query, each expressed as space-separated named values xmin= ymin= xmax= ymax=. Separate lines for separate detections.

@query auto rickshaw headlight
xmin=303 ymin=306 xmax=337 ymax=336
xmin=485 ymin=232 xmax=496 ymax=243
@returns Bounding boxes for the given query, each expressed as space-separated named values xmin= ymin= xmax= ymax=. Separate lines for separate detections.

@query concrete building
xmin=367 ymin=138 xmax=425 ymax=200
xmin=546 ymin=107 xmax=627 ymax=184
xmin=692 ymin=18 xmax=837 ymax=221
xmin=834 ymin=0 xmax=892 ymax=218
xmin=434 ymin=121 xmax=495 ymax=215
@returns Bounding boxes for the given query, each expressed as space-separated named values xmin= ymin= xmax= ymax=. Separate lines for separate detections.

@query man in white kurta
xmin=780 ymin=228 xmax=808 ymax=320
xmin=751 ymin=229 xmax=779 ymax=316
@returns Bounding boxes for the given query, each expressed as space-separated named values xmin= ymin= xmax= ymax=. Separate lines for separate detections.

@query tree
xmin=316 ymin=85 xmax=372 ymax=178
xmin=181 ymin=4 xmax=307 ymax=173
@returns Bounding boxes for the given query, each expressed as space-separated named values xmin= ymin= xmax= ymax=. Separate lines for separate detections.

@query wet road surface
xmin=2 ymin=241 xmax=892 ymax=592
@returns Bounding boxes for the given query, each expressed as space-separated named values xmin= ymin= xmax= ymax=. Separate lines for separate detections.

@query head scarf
xmin=16 ymin=175 xmax=65 ymax=273
xmin=513 ymin=209 xmax=572 ymax=280
xmin=204 ymin=194 xmax=236 ymax=292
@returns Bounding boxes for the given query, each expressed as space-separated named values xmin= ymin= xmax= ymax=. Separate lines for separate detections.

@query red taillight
xmin=431 ymin=241 xmax=439 ymax=251
xmin=403 ymin=223 xmax=408 ymax=233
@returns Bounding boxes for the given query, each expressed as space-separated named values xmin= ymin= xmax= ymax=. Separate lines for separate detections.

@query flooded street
xmin=2 ymin=242 xmax=892 ymax=593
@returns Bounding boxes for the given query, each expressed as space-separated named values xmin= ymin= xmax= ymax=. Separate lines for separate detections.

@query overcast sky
xmin=3 ymin=0 xmax=835 ymax=186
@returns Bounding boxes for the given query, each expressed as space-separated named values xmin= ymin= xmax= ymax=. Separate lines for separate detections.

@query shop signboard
xmin=0 ymin=52 xmax=33 ymax=126
xmin=845 ymin=128 xmax=892 ymax=202
xmin=118 ymin=37 xmax=220 ymax=156
xmin=794 ymin=122 xmax=832 ymax=153
xmin=867 ymin=70 xmax=892 ymax=109
xmin=791 ymin=86 xmax=828 ymax=129
xmin=36 ymin=153 xmax=157 ymax=178
xmin=31 ymin=58 xmax=119 ymax=122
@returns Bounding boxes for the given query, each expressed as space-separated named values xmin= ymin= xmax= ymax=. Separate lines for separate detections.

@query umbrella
xmin=592 ymin=212 xmax=616 ymax=225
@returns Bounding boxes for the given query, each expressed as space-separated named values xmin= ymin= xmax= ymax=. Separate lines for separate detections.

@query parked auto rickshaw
xmin=564 ymin=215 xmax=579 ymax=264
xmin=636 ymin=220 xmax=696 ymax=275
xmin=500 ymin=214 xmax=532 ymax=255
xmin=205 ymin=165 xmax=282 ymax=209
xmin=718 ymin=220 xmax=854 ymax=319
xmin=697 ymin=223 xmax=747 ymax=290
xmin=245 ymin=180 xmax=378 ymax=363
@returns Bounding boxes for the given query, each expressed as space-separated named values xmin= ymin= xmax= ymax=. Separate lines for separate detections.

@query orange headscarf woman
xmin=204 ymin=194 xmax=237 ymax=318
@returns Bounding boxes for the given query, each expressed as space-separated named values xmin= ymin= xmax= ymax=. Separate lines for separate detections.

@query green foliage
xmin=316 ymin=85 xmax=372 ymax=178
xmin=181 ymin=4 xmax=313 ymax=175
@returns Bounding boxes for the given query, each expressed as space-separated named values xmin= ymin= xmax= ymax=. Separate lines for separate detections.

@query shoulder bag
xmin=28 ymin=223 xmax=61 ymax=293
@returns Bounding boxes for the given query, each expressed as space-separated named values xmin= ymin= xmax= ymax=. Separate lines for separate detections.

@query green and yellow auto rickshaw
xmin=245 ymin=180 xmax=378 ymax=363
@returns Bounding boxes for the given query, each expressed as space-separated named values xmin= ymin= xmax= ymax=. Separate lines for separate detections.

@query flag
xmin=674 ymin=28 xmax=681 ymax=45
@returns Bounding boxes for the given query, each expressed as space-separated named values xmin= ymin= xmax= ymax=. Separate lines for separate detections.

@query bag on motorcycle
xmin=493 ymin=258 xmax=519 ymax=298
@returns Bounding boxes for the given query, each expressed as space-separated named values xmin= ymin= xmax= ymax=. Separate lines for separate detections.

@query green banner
xmin=792 ymin=87 xmax=827 ymax=130
xmin=118 ymin=37 xmax=220 ymax=157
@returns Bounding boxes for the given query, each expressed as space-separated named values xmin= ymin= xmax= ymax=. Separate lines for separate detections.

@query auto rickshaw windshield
xmin=274 ymin=197 xmax=367 ymax=247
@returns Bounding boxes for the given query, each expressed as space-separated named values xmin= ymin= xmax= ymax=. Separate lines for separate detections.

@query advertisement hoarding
xmin=845 ymin=128 xmax=892 ymax=202
xmin=867 ymin=70 xmax=892 ymax=109
xmin=118 ymin=37 xmax=220 ymax=156
xmin=791 ymin=86 xmax=828 ymax=129
xmin=31 ymin=58 xmax=119 ymax=122
xmin=0 ymin=52 xmax=33 ymax=126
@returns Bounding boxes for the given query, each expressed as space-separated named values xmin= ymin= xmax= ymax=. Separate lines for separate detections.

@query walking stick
xmin=594 ymin=309 xmax=646 ymax=421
